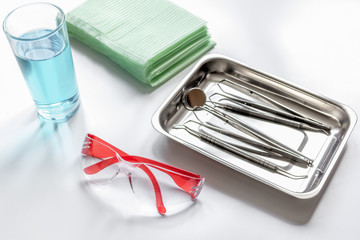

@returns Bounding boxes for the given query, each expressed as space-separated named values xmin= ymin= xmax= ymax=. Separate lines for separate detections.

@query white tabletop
xmin=1 ymin=0 xmax=359 ymax=239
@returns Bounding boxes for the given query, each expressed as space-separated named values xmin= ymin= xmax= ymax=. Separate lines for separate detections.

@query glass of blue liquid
xmin=3 ymin=2 xmax=80 ymax=122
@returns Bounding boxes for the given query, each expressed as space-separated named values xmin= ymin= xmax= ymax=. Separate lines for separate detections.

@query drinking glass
xmin=3 ymin=2 xmax=80 ymax=122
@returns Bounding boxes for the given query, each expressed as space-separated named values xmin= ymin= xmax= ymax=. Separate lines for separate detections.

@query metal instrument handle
xmin=218 ymin=103 xmax=319 ymax=131
xmin=194 ymin=128 xmax=307 ymax=179
xmin=194 ymin=121 xmax=308 ymax=162
xmin=219 ymin=79 xmax=331 ymax=133
xmin=202 ymin=106 xmax=313 ymax=166
xmin=174 ymin=125 xmax=307 ymax=180
xmin=198 ymin=130 xmax=278 ymax=171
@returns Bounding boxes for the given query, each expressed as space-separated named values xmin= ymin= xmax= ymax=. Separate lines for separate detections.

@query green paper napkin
xmin=66 ymin=0 xmax=215 ymax=86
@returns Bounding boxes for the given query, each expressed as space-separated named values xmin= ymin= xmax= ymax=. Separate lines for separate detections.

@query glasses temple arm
xmin=85 ymin=134 xmax=200 ymax=178
xmin=122 ymin=155 xmax=203 ymax=199
xmin=83 ymin=153 xmax=203 ymax=199
xmin=137 ymin=164 xmax=166 ymax=215
xmin=86 ymin=134 xmax=128 ymax=155
xmin=83 ymin=156 xmax=118 ymax=175
xmin=123 ymin=155 xmax=200 ymax=178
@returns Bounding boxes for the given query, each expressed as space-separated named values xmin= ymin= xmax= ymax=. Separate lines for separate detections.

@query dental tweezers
xmin=218 ymin=79 xmax=332 ymax=133
xmin=196 ymin=104 xmax=313 ymax=166
xmin=210 ymin=100 xmax=323 ymax=132
xmin=174 ymin=124 xmax=307 ymax=180
xmin=187 ymin=120 xmax=308 ymax=162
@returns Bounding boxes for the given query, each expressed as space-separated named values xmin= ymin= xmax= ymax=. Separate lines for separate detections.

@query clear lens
xmin=81 ymin=155 xmax=199 ymax=215
xmin=83 ymin=169 xmax=143 ymax=216
xmin=81 ymin=154 xmax=120 ymax=184
xmin=130 ymin=165 xmax=196 ymax=215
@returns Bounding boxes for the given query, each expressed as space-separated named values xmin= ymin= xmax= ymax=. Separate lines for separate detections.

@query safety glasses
xmin=81 ymin=134 xmax=205 ymax=215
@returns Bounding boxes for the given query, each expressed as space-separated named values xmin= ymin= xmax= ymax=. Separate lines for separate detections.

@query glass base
xmin=36 ymin=93 xmax=80 ymax=122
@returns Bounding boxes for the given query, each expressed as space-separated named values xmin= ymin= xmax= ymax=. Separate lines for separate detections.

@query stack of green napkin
xmin=66 ymin=0 xmax=215 ymax=86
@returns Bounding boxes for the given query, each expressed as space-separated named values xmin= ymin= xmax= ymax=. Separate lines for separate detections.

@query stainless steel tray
xmin=152 ymin=54 xmax=357 ymax=198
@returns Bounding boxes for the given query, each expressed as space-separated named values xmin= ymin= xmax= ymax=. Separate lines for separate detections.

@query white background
xmin=1 ymin=0 xmax=359 ymax=239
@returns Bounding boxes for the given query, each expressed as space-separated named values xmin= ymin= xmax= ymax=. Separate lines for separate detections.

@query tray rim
xmin=152 ymin=53 xmax=358 ymax=199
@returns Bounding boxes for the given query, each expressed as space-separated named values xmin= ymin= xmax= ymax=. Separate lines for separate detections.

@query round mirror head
xmin=185 ymin=88 xmax=206 ymax=110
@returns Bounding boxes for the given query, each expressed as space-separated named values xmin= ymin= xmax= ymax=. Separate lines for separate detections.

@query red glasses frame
xmin=81 ymin=133 xmax=205 ymax=215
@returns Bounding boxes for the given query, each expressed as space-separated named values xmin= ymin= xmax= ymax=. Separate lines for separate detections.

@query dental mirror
xmin=184 ymin=88 xmax=206 ymax=110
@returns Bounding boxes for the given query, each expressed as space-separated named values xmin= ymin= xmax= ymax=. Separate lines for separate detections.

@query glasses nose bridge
xmin=116 ymin=160 xmax=137 ymax=193
xmin=117 ymin=159 xmax=136 ymax=176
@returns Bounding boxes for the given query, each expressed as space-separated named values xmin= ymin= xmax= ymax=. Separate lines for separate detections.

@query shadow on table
xmin=152 ymin=136 xmax=344 ymax=225
xmin=0 ymin=106 xmax=87 ymax=171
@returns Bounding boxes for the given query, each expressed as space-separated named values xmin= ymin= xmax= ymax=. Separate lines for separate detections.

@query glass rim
xmin=2 ymin=2 xmax=65 ymax=42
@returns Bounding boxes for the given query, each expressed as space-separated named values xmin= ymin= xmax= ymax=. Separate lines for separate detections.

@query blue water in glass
xmin=15 ymin=29 xmax=79 ymax=121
